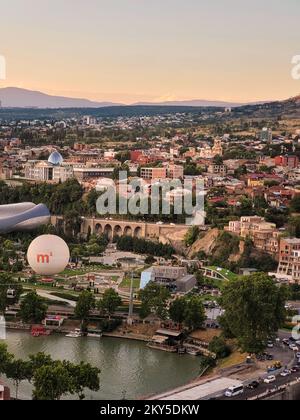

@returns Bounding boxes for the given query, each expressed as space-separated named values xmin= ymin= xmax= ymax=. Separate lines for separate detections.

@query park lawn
xmin=217 ymin=349 xmax=247 ymax=369
xmin=190 ymin=329 xmax=221 ymax=342
xmin=61 ymin=268 xmax=91 ymax=276
xmin=61 ymin=265 xmax=115 ymax=277
xmin=119 ymin=277 xmax=141 ymax=289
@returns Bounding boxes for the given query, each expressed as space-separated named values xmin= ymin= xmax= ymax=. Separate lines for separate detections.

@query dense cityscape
xmin=0 ymin=102 xmax=300 ymax=401
xmin=1 ymin=0 xmax=300 ymax=407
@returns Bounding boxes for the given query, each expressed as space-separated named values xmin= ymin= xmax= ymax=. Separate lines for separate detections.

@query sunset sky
xmin=0 ymin=0 xmax=299 ymax=104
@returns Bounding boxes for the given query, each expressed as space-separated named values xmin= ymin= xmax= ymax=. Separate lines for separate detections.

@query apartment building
xmin=208 ymin=164 xmax=228 ymax=176
xmin=140 ymin=167 xmax=167 ymax=180
xmin=73 ymin=167 xmax=114 ymax=181
xmin=277 ymin=238 xmax=300 ymax=283
xmin=140 ymin=164 xmax=184 ymax=181
xmin=225 ymin=216 xmax=279 ymax=257
xmin=167 ymin=164 xmax=184 ymax=179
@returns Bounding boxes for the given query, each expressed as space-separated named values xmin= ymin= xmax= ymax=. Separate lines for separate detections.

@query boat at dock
xmin=65 ymin=329 xmax=83 ymax=338
xmin=87 ymin=331 xmax=103 ymax=339
xmin=186 ymin=348 xmax=202 ymax=356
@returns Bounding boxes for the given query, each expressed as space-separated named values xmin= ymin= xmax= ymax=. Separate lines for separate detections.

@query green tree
xmin=113 ymin=164 xmax=130 ymax=181
xmin=219 ymin=273 xmax=287 ymax=353
xmin=208 ymin=336 xmax=231 ymax=359
xmin=32 ymin=362 xmax=73 ymax=400
xmin=115 ymin=151 xmax=131 ymax=164
xmin=290 ymin=195 xmax=300 ymax=213
xmin=288 ymin=216 xmax=300 ymax=238
xmin=213 ymin=155 xmax=224 ymax=166
xmin=65 ymin=209 xmax=83 ymax=237
xmin=75 ymin=291 xmax=95 ymax=330
xmin=31 ymin=357 xmax=100 ymax=401
xmin=28 ymin=352 xmax=53 ymax=374
xmin=98 ymin=288 xmax=122 ymax=320
xmin=5 ymin=359 xmax=31 ymax=399
xmin=169 ymin=297 xmax=187 ymax=325
xmin=183 ymin=296 xmax=206 ymax=330
xmin=139 ymin=283 xmax=171 ymax=320
xmin=195 ymin=271 xmax=205 ymax=287
xmin=184 ymin=226 xmax=200 ymax=247
xmin=0 ymin=343 xmax=13 ymax=375
xmin=20 ymin=291 xmax=48 ymax=324
xmin=63 ymin=360 xmax=100 ymax=400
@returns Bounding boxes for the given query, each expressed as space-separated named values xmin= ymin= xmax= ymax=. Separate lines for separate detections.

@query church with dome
xmin=24 ymin=150 xmax=73 ymax=183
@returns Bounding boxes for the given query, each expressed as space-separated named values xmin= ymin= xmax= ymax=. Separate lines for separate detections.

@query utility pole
xmin=127 ymin=272 xmax=134 ymax=325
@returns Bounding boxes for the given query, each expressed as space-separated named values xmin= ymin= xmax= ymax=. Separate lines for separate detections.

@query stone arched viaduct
xmin=51 ymin=216 xmax=190 ymax=243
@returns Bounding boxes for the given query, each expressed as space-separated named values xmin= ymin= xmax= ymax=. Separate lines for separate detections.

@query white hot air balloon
xmin=27 ymin=235 xmax=70 ymax=276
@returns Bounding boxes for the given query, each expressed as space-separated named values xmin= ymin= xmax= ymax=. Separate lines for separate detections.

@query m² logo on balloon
xmin=27 ymin=235 xmax=70 ymax=276
xmin=37 ymin=253 xmax=53 ymax=264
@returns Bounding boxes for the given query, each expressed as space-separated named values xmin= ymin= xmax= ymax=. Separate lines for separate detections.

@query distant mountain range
xmin=0 ymin=87 xmax=122 ymax=108
xmin=0 ymin=87 xmax=268 ymax=109
xmin=132 ymin=99 xmax=267 ymax=107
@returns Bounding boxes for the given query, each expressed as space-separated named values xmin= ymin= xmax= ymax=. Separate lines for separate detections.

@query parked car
xmin=267 ymin=341 xmax=274 ymax=348
xmin=248 ymin=381 xmax=260 ymax=390
xmin=267 ymin=361 xmax=282 ymax=372
xmin=280 ymin=370 xmax=291 ymax=377
xmin=291 ymin=366 xmax=300 ymax=373
xmin=264 ymin=376 xmax=276 ymax=384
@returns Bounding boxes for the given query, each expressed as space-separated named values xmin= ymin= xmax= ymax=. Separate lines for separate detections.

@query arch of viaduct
xmin=51 ymin=216 xmax=190 ymax=242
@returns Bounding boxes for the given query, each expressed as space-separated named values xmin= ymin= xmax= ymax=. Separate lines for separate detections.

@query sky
xmin=0 ymin=0 xmax=299 ymax=104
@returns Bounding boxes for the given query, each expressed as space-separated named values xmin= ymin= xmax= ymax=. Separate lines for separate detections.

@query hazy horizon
xmin=0 ymin=0 xmax=299 ymax=104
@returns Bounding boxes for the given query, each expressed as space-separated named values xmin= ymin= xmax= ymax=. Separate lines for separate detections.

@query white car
xmin=280 ymin=370 xmax=291 ymax=377
xmin=264 ymin=375 xmax=276 ymax=384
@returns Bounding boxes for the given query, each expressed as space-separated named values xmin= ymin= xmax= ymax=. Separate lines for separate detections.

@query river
xmin=4 ymin=331 xmax=201 ymax=400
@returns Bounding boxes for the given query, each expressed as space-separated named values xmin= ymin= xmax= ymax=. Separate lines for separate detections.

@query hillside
xmin=232 ymin=95 xmax=300 ymax=119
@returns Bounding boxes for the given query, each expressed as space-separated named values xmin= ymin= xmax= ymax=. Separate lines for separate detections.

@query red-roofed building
xmin=275 ymin=155 xmax=299 ymax=169
xmin=130 ymin=150 xmax=144 ymax=163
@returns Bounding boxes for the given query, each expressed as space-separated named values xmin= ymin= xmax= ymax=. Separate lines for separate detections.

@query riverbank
xmin=102 ymin=332 xmax=150 ymax=342
xmin=4 ymin=330 xmax=201 ymax=400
